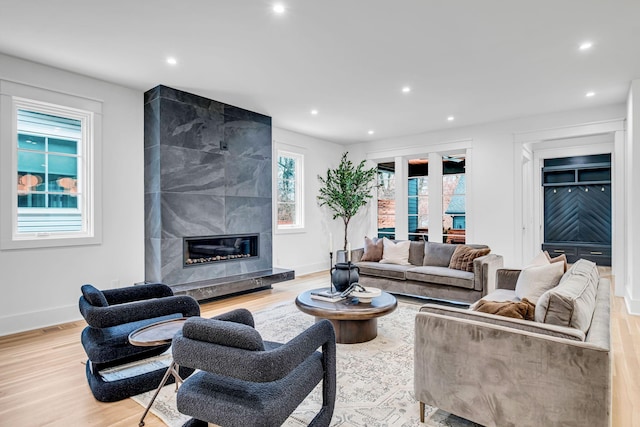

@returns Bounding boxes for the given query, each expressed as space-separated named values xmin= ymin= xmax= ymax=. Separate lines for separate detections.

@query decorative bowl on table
xmin=349 ymin=287 xmax=381 ymax=304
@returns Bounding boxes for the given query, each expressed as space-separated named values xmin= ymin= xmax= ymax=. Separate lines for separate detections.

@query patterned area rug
xmin=132 ymin=301 xmax=481 ymax=427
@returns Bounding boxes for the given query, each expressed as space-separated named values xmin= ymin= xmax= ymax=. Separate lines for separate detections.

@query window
xmin=442 ymin=155 xmax=466 ymax=244
xmin=377 ymin=162 xmax=395 ymax=239
xmin=17 ymin=109 xmax=82 ymax=232
xmin=408 ymin=158 xmax=429 ymax=241
xmin=1 ymin=81 xmax=102 ymax=249
xmin=276 ymin=150 xmax=304 ymax=229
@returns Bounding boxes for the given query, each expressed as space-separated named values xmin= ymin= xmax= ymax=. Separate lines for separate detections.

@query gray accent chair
xmin=172 ymin=308 xmax=337 ymax=427
xmin=79 ymin=283 xmax=200 ymax=402
xmin=414 ymin=261 xmax=611 ymax=427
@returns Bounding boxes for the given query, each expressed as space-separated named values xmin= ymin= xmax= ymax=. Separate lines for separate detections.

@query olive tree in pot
xmin=317 ymin=152 xmax=378 ymax=252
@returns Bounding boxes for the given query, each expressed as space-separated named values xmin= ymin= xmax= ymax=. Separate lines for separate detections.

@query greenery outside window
xmin=1 ymin=81 xmax=102 ymax=249
xmin=276 ymin=150 xmax=304 ymax=229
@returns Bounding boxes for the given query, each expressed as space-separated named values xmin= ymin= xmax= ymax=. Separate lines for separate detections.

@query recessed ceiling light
xmin=447 ymin=116 xmax=455 ymax=121
xmin=368 ymin=130 xmax=375 ymax=135
xmin=579 ymin=41 xmax=593 ymax=51
xmin=166 ymin=57 xmax=177 ymax=65
xmin=310 ymin=109 xmax=318 ymax=115
xmin=402 ymin=86 xmax=411 ymax=93
xmin=273 ymin=3 xmax=285 ymax=14
xmin=586 ymin=91 xmax=595 ymax=97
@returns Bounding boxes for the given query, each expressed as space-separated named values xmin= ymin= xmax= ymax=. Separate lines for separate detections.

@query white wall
xmin=0 ymin=54 xmax=144 ymax=335
xmin=348 ymin=103 xmax=627 ymax=273
xmin=272 ymin=127 xmax=345 ymax=275
xmin=625 ymin=80 xmax=640 ymax=314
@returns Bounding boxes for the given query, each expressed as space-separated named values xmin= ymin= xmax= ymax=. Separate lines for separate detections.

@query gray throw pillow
xmin=423 ymin=242 xmax=457 ymax=267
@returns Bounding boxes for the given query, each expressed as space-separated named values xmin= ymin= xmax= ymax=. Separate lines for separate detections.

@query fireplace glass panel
xmin=184 ymin=234 xmax=259 ymax=266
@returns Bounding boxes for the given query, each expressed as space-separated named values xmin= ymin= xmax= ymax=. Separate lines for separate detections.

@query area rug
xmin=132 ymin=301 xmax=481 ymax=427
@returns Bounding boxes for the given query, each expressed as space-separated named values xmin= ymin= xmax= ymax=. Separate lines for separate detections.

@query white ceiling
xmin=1 ymin=0 xmax=639 ymax=144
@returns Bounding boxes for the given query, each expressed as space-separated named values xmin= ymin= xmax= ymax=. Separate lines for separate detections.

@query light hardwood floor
xmin=0 ymin=271 xmax=637 ymax=427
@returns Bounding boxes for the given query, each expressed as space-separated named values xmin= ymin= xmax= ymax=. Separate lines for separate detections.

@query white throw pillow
xmin=514 ymin=261 xmax=564 ymax=304
xmin=379 ymin=238 xmax=411 ymax=265
xmin=528 ymin=250 xmax=551 ymax=267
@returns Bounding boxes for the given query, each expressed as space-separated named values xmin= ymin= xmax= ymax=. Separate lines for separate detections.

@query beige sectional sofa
xmin=350 ymin=240 xmax=503 ymax=304
xmin=414 ymin=259 xmax=611 ymax=427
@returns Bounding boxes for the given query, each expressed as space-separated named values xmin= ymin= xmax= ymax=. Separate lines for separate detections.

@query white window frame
xmin=275 ymin=149 xmax=304 ymax=231
xmin=0 ymin=80 xmax=102 ymax=249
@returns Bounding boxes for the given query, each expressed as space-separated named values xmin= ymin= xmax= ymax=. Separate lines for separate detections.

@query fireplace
xmin=184 ymin=234 xmax=259 ymax=267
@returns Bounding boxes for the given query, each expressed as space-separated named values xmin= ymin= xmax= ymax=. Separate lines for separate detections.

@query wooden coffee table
xmin=295 ymin=289 xmax=397 ymax=344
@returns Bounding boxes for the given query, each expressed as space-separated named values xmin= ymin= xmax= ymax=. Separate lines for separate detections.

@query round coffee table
xmin=295 ymin=289 xmax=397 ymax=344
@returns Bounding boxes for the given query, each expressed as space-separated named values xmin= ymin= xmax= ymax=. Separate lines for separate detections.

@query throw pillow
xmin=379 ymin=238 xmax=411 ymax=265
xmin=514 ymin=261 xmax=564 ymax=304
xmin=361 ymin=236 xmax=384 ymax=262
xmin=528 ymin=250 xmax=551 ymax=267
xmin=544 ymin=251 xmax=569 ymax=272
xmin=535 ymin=259 xmax=599 ymax=333
xmin=448 ymin=245 xmax=491 ymax=272
xmin=423 ymin=241 xmax=457 ymax=267
xmin=474 ymin=298 xmax=536 ymax=321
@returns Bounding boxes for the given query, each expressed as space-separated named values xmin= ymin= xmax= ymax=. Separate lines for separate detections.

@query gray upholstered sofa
xmin=414 ymin=259 xmax=611 ymax=427
xmin=350 ymin=241 xmax=503 ymax=304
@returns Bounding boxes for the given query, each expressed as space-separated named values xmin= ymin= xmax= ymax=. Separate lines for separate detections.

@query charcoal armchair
xmin=173 ymin=308 xmax=336 ymax=427
xmin=79 ymin=282 xmax=200 ymax=402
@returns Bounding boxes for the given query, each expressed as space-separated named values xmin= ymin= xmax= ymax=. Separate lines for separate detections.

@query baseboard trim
xmin=276 ymin=261 xmax=328 ymax=277
xmin=0 ymin=303 xmax=81 ymax=337
xmin=624 ymin=287 xmax=640 ymax=316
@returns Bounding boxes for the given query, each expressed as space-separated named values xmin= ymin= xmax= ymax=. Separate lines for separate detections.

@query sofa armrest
xmin=350 ymin=248 xmax=364 ymax=263
xmin=495 ymin=268 xmax=521 ymax=290
xmin=472 ymin=253 xmax=503 ymax=295
xmin=414 ymin=308 xmax=611 ymax=427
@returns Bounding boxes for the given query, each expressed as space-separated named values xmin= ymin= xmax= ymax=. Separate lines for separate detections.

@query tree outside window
xmin=277 ymin=151 xmax=303 ymax=229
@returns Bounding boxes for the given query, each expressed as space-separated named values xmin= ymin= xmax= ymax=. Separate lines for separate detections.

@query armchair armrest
xmin=102 ymin=283 xmax=173 ymax=305
xmin=80 ymin=295 xmax=200 ymax=328
xmin=211 ymin=308 xmax=255 ymax=327
xmin=496 ymin=268 xmax=521 ymax=290
xmin=173 ymin=319 xmax=336 ymax=383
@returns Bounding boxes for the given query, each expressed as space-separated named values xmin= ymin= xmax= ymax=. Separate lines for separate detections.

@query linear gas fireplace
xmin=184 ymin=234 xmax=259 ymax=267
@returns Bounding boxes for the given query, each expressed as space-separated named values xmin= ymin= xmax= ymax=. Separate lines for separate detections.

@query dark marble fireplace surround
xmin=144 ymin=85 xmax=293 ymax=300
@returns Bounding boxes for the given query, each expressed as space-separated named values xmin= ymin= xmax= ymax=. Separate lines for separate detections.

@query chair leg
xmin=419 ymin=401 xmax=425 ymax=423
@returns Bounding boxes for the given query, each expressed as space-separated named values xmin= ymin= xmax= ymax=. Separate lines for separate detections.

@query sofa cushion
xmin=405 ymin=266 xmax=474 ymax=289
xmin=380 ymin=238 xmax=411 ymax=265
xmin=423 ymin=242 xmax=457 ymax=267
xmin=408 ymin=241 xmax=426 ymax=266
xmin=361 ymin=236 xmax=384 ymax=262
xmin=356 ymin=261 xmax=411 ymax=280
xmin=448 ymin=245 xmax=491 ymax=272
xmin=535 ymin=259 xmax=599 ymax=333
xmin=514 ymin=261 xmax=564 ymax=304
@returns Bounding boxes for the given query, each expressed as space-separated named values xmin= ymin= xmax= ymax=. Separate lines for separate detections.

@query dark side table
xmin=128 ymin=317 xmax=189 ymax=427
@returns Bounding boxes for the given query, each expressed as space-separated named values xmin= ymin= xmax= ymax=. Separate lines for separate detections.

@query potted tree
xmin=317 ymin=152 xmax=378 ymax=251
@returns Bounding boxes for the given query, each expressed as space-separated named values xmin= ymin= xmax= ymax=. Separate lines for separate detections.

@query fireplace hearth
xmin=185 ymin=234 xmax=259 ymax=267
